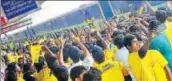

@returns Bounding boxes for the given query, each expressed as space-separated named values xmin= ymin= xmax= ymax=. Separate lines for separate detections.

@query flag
xmin=139 ymin=6 xmax=145 ymax=14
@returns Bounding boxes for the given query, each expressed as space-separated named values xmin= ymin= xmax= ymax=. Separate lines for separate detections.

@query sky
xmin=1 ymin=1 xmax=95 ymax=38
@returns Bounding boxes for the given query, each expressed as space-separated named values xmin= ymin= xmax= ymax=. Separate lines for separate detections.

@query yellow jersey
xmin=14 ymin=54 xmax=23 ymax=63
xmin=34 ymin=65 xmax=57 ymax=81
xmin=17 ymin=72 xmax=24 ymax=81
xmin=6 ymin=53 xmax=15 ymax=63
xmin=95 ymin=60 xmax=128 ymax=81
xmin=104 ymin=49 xmax=114 ymax=61
xmin=128 ymin=50 xmax=168 ymax=81
xmin=30 ymin=45 xmax=41 ymax=63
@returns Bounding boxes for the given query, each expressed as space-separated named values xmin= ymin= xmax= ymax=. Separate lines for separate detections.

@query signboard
xmin=98 ymin=1 xmax=114 ymax=20
xmin=1 ymin=0 xmax=39 ymax=20
xmin=1 ymin=19 xmax=32 ymax=34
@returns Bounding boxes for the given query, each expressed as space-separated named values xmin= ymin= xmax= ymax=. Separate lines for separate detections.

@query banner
xmin=98 ymin=1 xmax=114 ymax=20
xmin=1 ymin=19 xmax=32 ymax=34
xmin=1 ymin=0 xmax=39 ymax=20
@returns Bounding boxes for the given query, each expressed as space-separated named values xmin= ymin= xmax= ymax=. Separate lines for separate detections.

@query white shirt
xmin=68 ymin=54 xmax=94 ymax=73
xmin=115 ymin=46 xmax=135 ymax=81
xmin=115 ymin=46 xmax=129 ymax=67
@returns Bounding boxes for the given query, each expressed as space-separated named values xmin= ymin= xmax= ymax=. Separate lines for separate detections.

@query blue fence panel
xmin=111 ymin=1 xmax=130 ymax=14
xmin=54 ymin=17 xmax=65 ymax=29
xmin=86 ymin=4 xmax=101 ymax=19
xmin=64 ymin=11 xmax=84 ymax=26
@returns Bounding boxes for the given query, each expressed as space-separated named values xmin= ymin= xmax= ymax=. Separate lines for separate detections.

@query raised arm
xmin=95 ymin=31 xmax=109 ymax=50
xmin=104 ymin=20 xmax=112 ymax=28
xmin=138 ymin=20 xmax=157 ymax=58
xmin=41 ymin=45 xmax=59 ymax=65
xmin=55 ymin=37 xmax=66 ymax=65
xmin=70 ymin=33 xmax=90 ymax=57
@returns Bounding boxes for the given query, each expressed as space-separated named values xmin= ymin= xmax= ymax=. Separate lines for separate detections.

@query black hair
xmin=70 ymin=66 xmax=87 ymax=81
xmin=124 ymin=34 xmax=136 ymax=47
xmin=6 ymin=62 xmax=16 ymax=72
xmin=68 ymin=46 xmax=81 ymax=63
xmin=18 ymin=57 xmax=24 ymax=70
xmin=34 ymin=56 xmax=45 ymax=73
xmin=5 ymin=71 xmax=17 ymax=81
xmin=23 ymin=63 xmax=36 ymax=81
xmin=84 ymin=42 xmax=94 ymax=53
xmin=5 ymin=63 xmax=17 ymax=81
xmin=63 ymin=45 xmax=70 ymax=62
xmin=83 ymin=67 xmax=102 ymax=81
xmin=155 ymin=10 xmax=167 ymax=23
xmin=128 ymin=25 xmax=138 ymax=33
xmin=23 ymin=63 xmax=32 ymax=73
xmin=114 ymin=34 xmax=124 ymax=49
xmin=53 ymin=65 xmax=69 ymax=81
xmin=91 ymin=45 xmax=105 ymax=64
xmin=96 ymin=39 xmax=106 ymax=50
xmin=147 ymin=16 xmax=157 ymax=23
xmin=111 ymin=30 xmax=123 ymax=38
xmin=148 ymin=20 xmax=160 ymax=31
xmin=23 ymin=72 xmax=37 ymax=81
xmin=133 ymin=33 xmax=142 ymax=42
xmin=49 ymin=46 xmax=59 ymax=54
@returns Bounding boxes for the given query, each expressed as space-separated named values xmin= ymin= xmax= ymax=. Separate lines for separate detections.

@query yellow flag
xmin=24 ymin=41 xmax=29 ymax=46
xmin=30 ymin=45 xmax=41 ymax=63
xmin=139 ymin=6 xmax=144 ymax=14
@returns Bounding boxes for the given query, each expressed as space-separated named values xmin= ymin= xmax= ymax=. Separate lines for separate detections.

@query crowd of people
xmin=1 ymin=1 xmax=172 ymax=81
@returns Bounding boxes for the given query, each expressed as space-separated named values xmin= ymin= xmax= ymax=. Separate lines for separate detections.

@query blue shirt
xmin=150 ymin=32 xmax=172 ymax=70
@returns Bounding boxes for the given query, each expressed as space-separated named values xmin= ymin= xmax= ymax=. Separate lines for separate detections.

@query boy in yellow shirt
xmin=124 ymin=33 xmax=172 ymax=81
xmin=92 ymin=45 xmax=130 ymax=81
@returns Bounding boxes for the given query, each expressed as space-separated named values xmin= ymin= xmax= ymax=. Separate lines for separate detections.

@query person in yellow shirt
xmin=94 ymin=31 xmax=115 ymax=61
xmin=91 ymin=45 xmax=130 ymax=81
xmin=41 ymin=45 xmax=69 ymax=81
xmin=14 ymin=48 xmax=24 ymax=63
xmin=30 ymin=42 xmax=42 ymax=63
xmin=5 ymin=49 xmax=15 ymax=64
xmin=124 ymin=33 xmax=172 ymax=81
xmin=17 ymin=58 xmax=24 ymax=81
xmin=34 ymin=65 xmax=57 ymax=81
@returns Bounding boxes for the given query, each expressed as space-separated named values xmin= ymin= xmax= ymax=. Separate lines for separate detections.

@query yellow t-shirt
xmin=6 ymin=53 xmax=15 ymax=63
xmin=34 ymin=66 xmax=57 ymax=81
xmin=95 ymin=60 xmax=127 ymax=81
xmin=14 ymin=54 xmax=23 ymax=63
xmin=17 ymin=72 xmax=24 ymax=81
xmin=31 ymin=45 xmax=41 ymax=63
xmin=128 ymin=50 xmax=168 ymax=81
xmin=24 ymin=41 xmax=29 ymax=46
xmin=104 ymin=49 xmax=114 ymax=61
